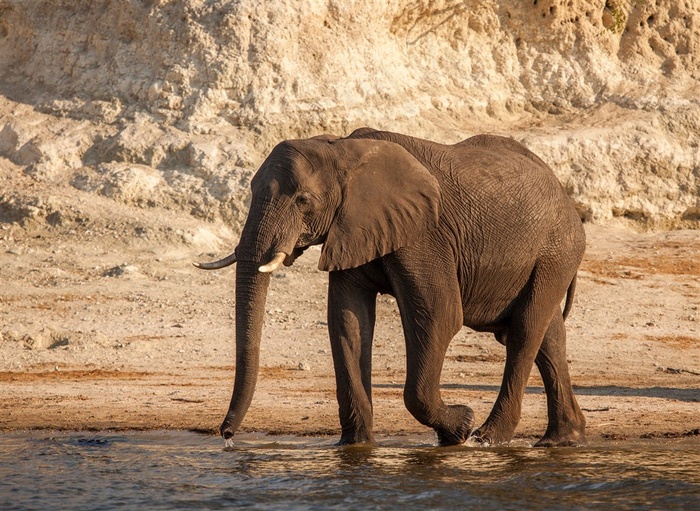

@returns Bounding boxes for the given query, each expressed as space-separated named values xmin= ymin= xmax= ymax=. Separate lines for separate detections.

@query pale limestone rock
xmin=0 ymin=0 xmax=698 ymax=230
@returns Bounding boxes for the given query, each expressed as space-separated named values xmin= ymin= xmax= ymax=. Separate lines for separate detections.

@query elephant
xmin=195 ymin=127 xmax=587 ymax=447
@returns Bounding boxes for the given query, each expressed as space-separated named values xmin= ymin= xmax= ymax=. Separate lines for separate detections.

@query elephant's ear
xmin=319 ymin=140 xmax=441 ymax=271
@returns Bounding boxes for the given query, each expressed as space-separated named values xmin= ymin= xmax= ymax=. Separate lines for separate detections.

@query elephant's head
xmin=195 ymin=132 xmax=441 ymax=439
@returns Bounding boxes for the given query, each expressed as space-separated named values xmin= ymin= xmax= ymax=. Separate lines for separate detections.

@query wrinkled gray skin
xmin=197 ymin=128 xmax=586 ymax=447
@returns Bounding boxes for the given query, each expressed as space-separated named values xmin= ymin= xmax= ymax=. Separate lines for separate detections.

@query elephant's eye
xmin=295 ymin=194 xmax=311 ymax=209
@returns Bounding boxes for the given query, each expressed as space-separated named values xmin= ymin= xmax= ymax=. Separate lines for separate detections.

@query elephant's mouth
xmin=297 ymin=231 xmax=325 ymax=246
xmin=285 ymin=233 xmax=326 ymax=266
xmin=284 ymin=246 xmax=310 ymax=266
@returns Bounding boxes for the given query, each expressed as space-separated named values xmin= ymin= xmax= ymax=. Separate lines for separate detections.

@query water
xmin=1 ymin=431 xmax=698 ymax=511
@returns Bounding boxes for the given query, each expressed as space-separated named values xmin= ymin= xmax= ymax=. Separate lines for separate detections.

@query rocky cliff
xmin=1 ymin=0 xmax=699 ymax=238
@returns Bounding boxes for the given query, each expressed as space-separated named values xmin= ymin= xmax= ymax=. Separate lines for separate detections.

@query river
xmin=1 ymin=431 xmax=698 ymax=510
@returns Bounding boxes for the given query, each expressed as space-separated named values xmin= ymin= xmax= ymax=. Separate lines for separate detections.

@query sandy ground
xmin=1 ymin=199 xmax=699 ymax=444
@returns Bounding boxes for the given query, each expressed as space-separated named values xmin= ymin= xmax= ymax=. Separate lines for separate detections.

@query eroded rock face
xmin=1 ymin=0 xmax=699 ymax=231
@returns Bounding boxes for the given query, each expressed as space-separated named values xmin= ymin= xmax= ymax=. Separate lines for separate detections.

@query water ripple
xmin=0 ymin=432 xmax=698 ymax=511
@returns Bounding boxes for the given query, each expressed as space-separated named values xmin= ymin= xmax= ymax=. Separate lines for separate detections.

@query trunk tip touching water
xmin=220 ymin=418 xmax=237 ymax=439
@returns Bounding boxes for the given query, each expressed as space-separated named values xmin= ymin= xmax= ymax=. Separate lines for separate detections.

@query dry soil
xmin=1 ymin=202 xmax=698 ymax=444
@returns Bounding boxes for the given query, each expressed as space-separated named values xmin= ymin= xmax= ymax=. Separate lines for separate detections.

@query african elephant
xmin=196 ymin=127 xmax=587 ymax=447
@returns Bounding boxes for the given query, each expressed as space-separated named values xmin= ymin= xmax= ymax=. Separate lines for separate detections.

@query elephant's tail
xmin=562 ymin=274 xmax=577 ymax=321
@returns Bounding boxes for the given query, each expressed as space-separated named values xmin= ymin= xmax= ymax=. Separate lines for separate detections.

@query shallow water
xmin=1 ymin=431 xmax=698 ymax=511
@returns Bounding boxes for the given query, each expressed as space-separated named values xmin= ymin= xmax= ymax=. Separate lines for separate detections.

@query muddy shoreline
xmin=1 ymin=221 xmax=699 ymax=444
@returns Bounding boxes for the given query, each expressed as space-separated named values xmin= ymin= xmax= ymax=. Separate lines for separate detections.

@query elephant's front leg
xmin=391 ymin=261 xmax=474 ymax=446
xmin=328 ymin=270 xmax=377 ymax=445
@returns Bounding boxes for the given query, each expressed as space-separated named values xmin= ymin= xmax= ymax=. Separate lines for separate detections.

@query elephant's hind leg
xmin=533 ymin=313 xmax=586 ymax=447
xmin=472 ymin=263 xmax=574 ymax=446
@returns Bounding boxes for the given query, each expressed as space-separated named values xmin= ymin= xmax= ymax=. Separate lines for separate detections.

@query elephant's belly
xmin=461 ymin=300 xmax=513 ymax=330
xmin=459 ymin=269 xmax=532 ymax=328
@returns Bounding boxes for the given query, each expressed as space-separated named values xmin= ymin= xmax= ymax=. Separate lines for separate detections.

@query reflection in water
xmin=1 ymin=431 xmax=698 ymax=511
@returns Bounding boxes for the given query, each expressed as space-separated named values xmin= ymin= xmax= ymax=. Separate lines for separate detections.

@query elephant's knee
xmin=403 ymin=385 xmax=437 ymax=426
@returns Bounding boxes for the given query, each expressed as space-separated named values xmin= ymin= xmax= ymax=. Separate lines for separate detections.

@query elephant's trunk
xmin=219 ymin=261 xmax=271 ymax=439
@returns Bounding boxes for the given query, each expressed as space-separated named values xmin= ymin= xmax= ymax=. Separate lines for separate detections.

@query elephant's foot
xmin=435 ymin=405 xmax=475 ymax=446
xmin=534 ymin=423 xmax=587 ymax=447
xmin=469 ymin=421 xmax=516 ymax=446
xmin=336 ymin=427 xmax=375 ymax=446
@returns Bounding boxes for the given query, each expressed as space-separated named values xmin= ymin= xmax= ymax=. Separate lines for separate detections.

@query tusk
xmin=258 ymin=252 xmax=286 ymax=273
xmin=192 ymin=251 xmax=237 ymax=270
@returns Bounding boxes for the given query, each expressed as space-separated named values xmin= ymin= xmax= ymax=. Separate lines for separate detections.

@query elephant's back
xmin=444 ymin=144 xmax=569 ymax=221
xmin=455 ymin=134 xmax=549 ymax=169
xmin=345 ymin=127 xmax=581 ymax=247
